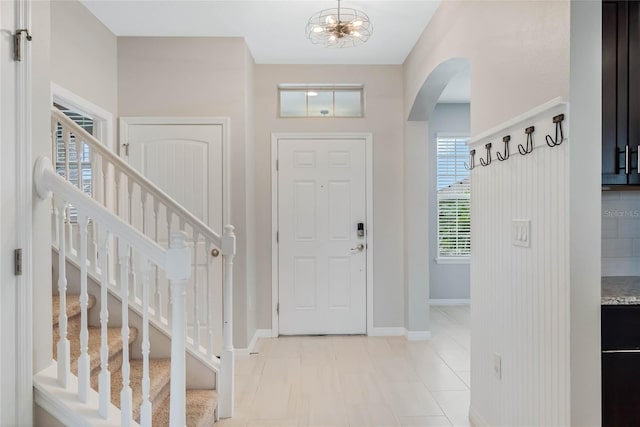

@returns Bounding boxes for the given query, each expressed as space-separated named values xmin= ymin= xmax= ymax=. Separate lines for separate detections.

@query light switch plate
xmin=512 ymin=219 xmax=531 ymax=247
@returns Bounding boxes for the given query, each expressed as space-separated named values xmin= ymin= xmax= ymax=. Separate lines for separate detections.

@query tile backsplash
xmin=602 ymin=191 xmax=640 ymax=276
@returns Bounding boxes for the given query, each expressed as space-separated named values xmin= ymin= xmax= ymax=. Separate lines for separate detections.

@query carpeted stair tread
xmin=53 ymin=325 xmax=138 ymax=375
xmin=109 ymin=358 xmax=172 ymax=421
xmin=50 ymin=293 xmax=220 ymax=425
xmin=52 ymin=294 xmax=96 ymax=326
xmin=152 ymin=389 xmax=219 ymax=427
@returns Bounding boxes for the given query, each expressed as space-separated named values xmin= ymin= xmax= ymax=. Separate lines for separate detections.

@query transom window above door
xmin=278 ymin=84 xmax=364 ymax=118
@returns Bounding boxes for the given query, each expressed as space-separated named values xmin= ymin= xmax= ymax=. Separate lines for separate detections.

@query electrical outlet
xmin=493 ymin=352 xmax=502 ymax=380
xmin=512 ymin=219 xmax=531 ymax=247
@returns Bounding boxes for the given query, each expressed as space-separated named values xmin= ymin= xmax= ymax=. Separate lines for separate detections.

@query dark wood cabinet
xmin=603 ymin=0 xmax=640 ymax=186
xmin=602 ymin=305 xmax=640 ymax=426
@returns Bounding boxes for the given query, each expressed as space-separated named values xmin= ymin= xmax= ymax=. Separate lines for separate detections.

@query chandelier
xmin=305 ymin=0 xmax=373 ymax=48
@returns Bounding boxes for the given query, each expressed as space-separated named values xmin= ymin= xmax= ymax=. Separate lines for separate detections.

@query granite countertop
xmin=602 ymin=276 xmax=640 ymax=305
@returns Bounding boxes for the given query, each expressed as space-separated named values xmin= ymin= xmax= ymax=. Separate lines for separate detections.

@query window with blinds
xmin=437 ymin=135 xmax=471 ymax=259
xmin=54 ymin=103 xmax=94 ymax=221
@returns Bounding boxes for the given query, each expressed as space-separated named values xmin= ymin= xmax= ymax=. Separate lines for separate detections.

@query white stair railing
xmin=51 ymin=108 xmax=236 ymax=417
xmin=35 ymin=156 xmax=191 ymax=425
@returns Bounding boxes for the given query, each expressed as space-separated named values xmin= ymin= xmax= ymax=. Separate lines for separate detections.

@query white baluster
xmin=90 ymin=219 xmax=99 ymax=272
xmin=167 ymin=232 xmax=191 ymax=427
xmin=64 ymin=130 xmax=73 ymax=250
xmin=141 ymin=190 xmax=148 ymax=237
xmin=97 ymin=225 xmax=111 ymax=418
xmin=77 ymin=213 xmax=91 ymax=402
xmin=153 ymin=199 xmax=162 ymax=321
xmin=166 ymin=209 xmax=174 ymax=326
xmin=63 ymin=128 xmax=70 ymax=183
xmin=128 ymin=181 xmax=137 ymax=303
xmin=75 ymin=139 xmax=84 ymax=192
xmin=51 ymin=116 xmax=58 ymax=162
xmin=218 ymin=225 xmax=236 ymax=418
xmin=101 ymin=156 xmax=109 ymax=211
xmin=55 ymin=199 xmax=71 ymax=388
xmin=206 ymin=241 xmax=214 ymax=357
xmin=119 ymin=240 xmax=133 ymax=426
xmin=93 ymin=151 xmax=104 ymax=207
xmin=139 ymin=256 xmax=152 ymax=427
xmin=193 ymin=232 xmax=200 ymax=350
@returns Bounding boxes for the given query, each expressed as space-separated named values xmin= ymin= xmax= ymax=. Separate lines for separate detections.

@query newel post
xmin=218 ymin=225 xmax=236 ymax=418
xmin=166 ymin=232 xmax=191 ymax=427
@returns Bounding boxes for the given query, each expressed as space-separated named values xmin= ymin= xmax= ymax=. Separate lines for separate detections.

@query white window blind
xmin=437 ymin=135 xmax=471 ymax=259
xmin=54 ymin=103 xmax=94 ymax=221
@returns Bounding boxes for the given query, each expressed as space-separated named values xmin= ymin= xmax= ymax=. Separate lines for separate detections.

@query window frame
xmin=51 ymin=84 xmax=115 ymax=220
xmin=435 ymin=133 xmax=471 ymax=264
xmin=277 ymin=84 xmax=365 ymax=118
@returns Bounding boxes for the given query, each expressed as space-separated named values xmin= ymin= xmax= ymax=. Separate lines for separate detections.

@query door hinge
xmin=276 ymin=303 xmax=279 ymax=315
xmin=276 ymin=231 xmax=279 ymax=243
xmin=14 ymin=249 xmax=22 ymax=276
xmin=13 ymin=29 xmax=32 ymax=62
xmin=276 ymin=160 xmax=279 ymax=171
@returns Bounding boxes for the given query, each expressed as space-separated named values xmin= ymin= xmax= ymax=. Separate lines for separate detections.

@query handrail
xmin=35 ymin=157 xmax=166 ymax=267
xmin=51 ymin=107 xmax=224 ymax=250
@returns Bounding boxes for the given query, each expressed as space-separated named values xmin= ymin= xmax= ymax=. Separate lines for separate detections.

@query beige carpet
xmin=53 ymin=294 xmax=218 ymax=426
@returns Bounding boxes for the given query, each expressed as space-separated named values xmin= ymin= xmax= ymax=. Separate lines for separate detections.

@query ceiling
xmin=81 ymin=0 xmax=471 ymax=102
xmin=81 ymin=0 xmax=442 ymax=65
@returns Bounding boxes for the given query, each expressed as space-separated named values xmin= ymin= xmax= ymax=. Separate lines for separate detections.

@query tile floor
xmin=218 ymin=305 xmax=471 ymax=427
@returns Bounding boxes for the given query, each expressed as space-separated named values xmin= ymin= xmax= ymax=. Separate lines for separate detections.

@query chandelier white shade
xmin=306 ymin=0 xmax=373 ymax=48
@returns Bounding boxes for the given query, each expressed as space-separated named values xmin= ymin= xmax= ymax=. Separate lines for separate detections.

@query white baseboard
xmin=369 ymin=327 xmax=406 ymax=337
xmin=469 ymin=406 xmax=489 ymax=427
xmin=430 ymin=298 xmax=471 ymax=306
xmin=235 ymin=329 xmax=272 ymax=357
xmin=405 ymin=330 xmax=431 ymax=341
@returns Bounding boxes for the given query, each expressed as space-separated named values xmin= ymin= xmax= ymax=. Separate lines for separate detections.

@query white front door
xmin=277 ymin=138 xmax=367 ymax=335
xmin=124 ymin=121 xmax=224 ymax=351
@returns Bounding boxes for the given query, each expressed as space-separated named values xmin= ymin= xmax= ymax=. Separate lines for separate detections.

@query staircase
xmin=32 ymin=107 xmax=236 ymax=426
xmin=52 ymin=294 xmax=218 ymax=426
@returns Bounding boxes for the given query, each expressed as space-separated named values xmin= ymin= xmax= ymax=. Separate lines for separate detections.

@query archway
xmin=404 ymin=57 xmax=471 ymax=338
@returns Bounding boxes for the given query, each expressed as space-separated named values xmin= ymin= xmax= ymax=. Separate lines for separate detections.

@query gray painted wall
xmin=429 ymin=103 xmax=471 ymax=300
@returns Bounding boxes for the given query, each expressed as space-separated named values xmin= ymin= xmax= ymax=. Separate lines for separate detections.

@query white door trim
xmin=15 ymin=0 xmax=33 ymax=423
xmin=119 ymin=117 xmax=231 ymax=227
xmin=271 ymin=132 xmax=374 ymax=337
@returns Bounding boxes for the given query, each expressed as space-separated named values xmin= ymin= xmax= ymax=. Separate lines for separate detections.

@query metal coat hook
xmin=465 ymin=149 xmax=476 ymax=171
xmin=518 ymin=126 xmax=535 ymax=155
xmin=497 ymin=135 xmax=510 ymax=161
xmin=480 ymin=143 xmax=492 ymax=167
xmin=545 ymin=114 xmax=565 ymax=147
xmin=13 ymin=29 xmax=32 ymax=62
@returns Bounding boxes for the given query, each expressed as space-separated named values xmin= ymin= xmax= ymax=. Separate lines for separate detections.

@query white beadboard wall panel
xmin=470 ymin=100 xmax=570 ymax=426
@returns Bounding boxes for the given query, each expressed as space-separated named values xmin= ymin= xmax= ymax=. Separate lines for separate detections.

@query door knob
xmin=211 ymin=248 xmax=220 ymax=257
xmin=350 ymin=243 xmax=365 ymax=253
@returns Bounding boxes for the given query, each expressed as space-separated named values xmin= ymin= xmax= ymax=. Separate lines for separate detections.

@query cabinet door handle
xmin=626 ymin=145 xmax=630 ymax=174
xmin=603 ymin=350 xmax=640 ymax=354
xmin=637 ymin=145 xmax=639 ymax=174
